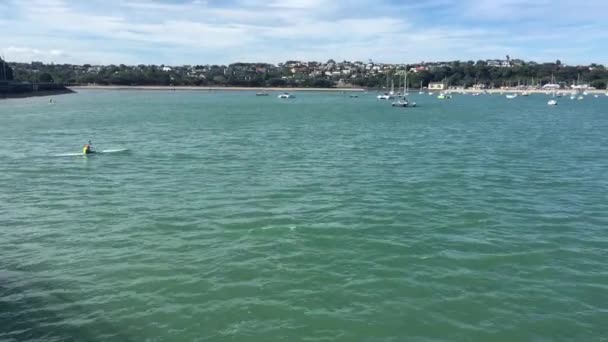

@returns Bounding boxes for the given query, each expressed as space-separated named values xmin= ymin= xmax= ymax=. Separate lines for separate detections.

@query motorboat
xmin=547 ymin=100 xmax=557 ymax=106
xmin=437 ymin=93 xmax=452 ymax=99
xmin=392 ymin=99 xmax=416 ymax=107
xmin=377 ymin=93 xmax=394 ymax=100
xmin=256 ymin=92 xmax=269 ymax=96
xmin=505 ymin=94 xmax=518 ymax=99
xmin=278 ymin=92 xmax=295 ymax=99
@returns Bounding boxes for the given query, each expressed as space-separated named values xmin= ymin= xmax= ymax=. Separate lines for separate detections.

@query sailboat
xmin=392 ymin=71 xmax=416 ymax=107
xmin=377 ymin=74 xmax=394 ymax=100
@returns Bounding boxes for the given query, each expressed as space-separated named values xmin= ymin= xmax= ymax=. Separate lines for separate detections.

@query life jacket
xmin=83 ymin=144 xmax=90 ymax=154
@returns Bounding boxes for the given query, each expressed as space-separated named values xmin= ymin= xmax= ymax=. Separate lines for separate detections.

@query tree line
xmin=6 ymin=60 xmax=608 ymax=89
xmin=1 ymin=58 xmax=15 ymax=81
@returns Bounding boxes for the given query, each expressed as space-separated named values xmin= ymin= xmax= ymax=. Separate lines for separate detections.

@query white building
xmin=428 ymin=82 xmax=445 ymax=90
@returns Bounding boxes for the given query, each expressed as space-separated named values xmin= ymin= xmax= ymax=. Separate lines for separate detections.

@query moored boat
xmin=278 ymin=92 xmax=295 ymax=99
xmin=377 ymin=93 xmax=394 ymax=100
xmin=391 ymin=99 xmax=416 ymax=107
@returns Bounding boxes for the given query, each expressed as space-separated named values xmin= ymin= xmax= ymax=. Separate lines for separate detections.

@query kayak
xmin=54 ymin=149 xmax=129 ymax=157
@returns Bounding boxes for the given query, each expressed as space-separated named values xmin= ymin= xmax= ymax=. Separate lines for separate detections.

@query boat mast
xmin=1 ymin=54 xmax=6 ymax=81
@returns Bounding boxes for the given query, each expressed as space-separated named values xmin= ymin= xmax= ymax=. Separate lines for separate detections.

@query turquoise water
xmin=1 ymin=90 xmax=607 ymax=341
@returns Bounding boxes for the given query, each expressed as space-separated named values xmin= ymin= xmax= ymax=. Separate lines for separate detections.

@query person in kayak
xmin=83 ymin=141 xmax=96 ymax=154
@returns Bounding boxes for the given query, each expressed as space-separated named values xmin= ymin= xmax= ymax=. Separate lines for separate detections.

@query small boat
xmin=437 ymin=94 xmax=445 ymax=99
xmin=55 ymin=149 xmax=130 ymax=157
xmin=419 ymin=91 xmax=425 ymax=95
xmin=392 ymin=99 xmax=416 ymax=107
xmin=506 ymin=94 xmax=518 ymax=99
xmin=522 ymin=91 xmax=529 ymax=96
xmin=547 ymin=100 xmax=557 ymax=106
xmin=577 ymin=96 xmax=584 ymax=100
xmin=349 ymin=94 xmax=359 ymax=98
xmin=605 ymin=92 xmax=608 ymax=97
xmin=256 ymin=92 xmax=269 ymax=96
xmin=278 ymin=92 xmax=295 ymax=99
xmin=377 ymin=93 xmax=394 ymax=100
xmin=594 ymin=94 xmax=599 ymax=98
xmin=428 ymin=92 xmax=434 ymax=96
xmin=472 ymin=93 xmax=481 ymax=96
xmin=583 ymin=91 xmax=589 ymax=96
xmin=570 ymin=95 xmax=576 ymax=100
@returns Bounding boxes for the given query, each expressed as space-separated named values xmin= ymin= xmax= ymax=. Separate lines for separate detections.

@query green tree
xmin=38 ymin=72 xmax=54 ymax=83
xmin=590 ymin=80 xmax=606 ymax=89
xmin=0 ymin=58 xmax=14 ymax=80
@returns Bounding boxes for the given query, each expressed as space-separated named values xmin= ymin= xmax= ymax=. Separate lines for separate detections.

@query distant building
xmin=428 ymin=82 xmax=445 ymax=90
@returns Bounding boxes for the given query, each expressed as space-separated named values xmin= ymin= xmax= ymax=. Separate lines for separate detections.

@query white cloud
xmin=1 ymin=0 xmax=607 ymax=65
xmin=266 ymin=0 xmax=330 ymax=9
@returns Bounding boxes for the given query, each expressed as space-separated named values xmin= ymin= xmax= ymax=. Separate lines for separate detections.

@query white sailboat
xmin=378 ymin=74 xmax=395 ymax=100
xmin=392 ymin=71 xmax=415 ymax=107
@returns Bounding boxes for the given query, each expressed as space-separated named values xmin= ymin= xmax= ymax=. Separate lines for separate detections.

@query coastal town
xmin=3 ymin=57 xmax=607 ymax=94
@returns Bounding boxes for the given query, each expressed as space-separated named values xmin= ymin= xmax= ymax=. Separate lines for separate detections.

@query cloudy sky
xmin=1 ymin=0 xmax=607 ymax=65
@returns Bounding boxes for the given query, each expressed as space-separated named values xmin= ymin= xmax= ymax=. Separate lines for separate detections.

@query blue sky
xmin=1 ymin=0 xmax=607 ymax=65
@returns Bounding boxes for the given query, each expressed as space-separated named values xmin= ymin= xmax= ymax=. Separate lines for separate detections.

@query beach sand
xmin=68 ymin=85 xmax=365 ymax=92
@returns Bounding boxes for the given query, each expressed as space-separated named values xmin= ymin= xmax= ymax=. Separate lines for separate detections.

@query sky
xmin=1 ymin=0 xmax=607 ymax=65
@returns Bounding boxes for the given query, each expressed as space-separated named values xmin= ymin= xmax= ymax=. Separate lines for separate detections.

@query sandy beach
xmin=451 ymin=88 xmax=608 ymax=95
xmin=68 ymin=85 xmax=366 ymax=92
xmin=66 ymin=85 xmax=608 ymax=95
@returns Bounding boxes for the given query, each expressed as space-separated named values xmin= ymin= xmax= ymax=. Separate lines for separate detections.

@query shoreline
xmin=68 ymin=85 xmax=366 ymax=92
xmin=0 ymin=88 xmax=75 ymax=100
xmin=445 ymin=88 xmax=608 ymax=95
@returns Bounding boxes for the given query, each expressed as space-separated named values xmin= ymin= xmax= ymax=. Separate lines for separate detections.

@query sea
xmin=1 ymin=90 xmax=607 ymax=341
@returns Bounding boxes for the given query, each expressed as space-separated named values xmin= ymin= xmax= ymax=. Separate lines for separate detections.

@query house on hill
xmin=428 ymin=82 xmax=445 ymax=90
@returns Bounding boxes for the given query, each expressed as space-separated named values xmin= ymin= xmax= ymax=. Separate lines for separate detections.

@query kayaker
xmin=83 ymin=141 xmax=95 ymax=154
